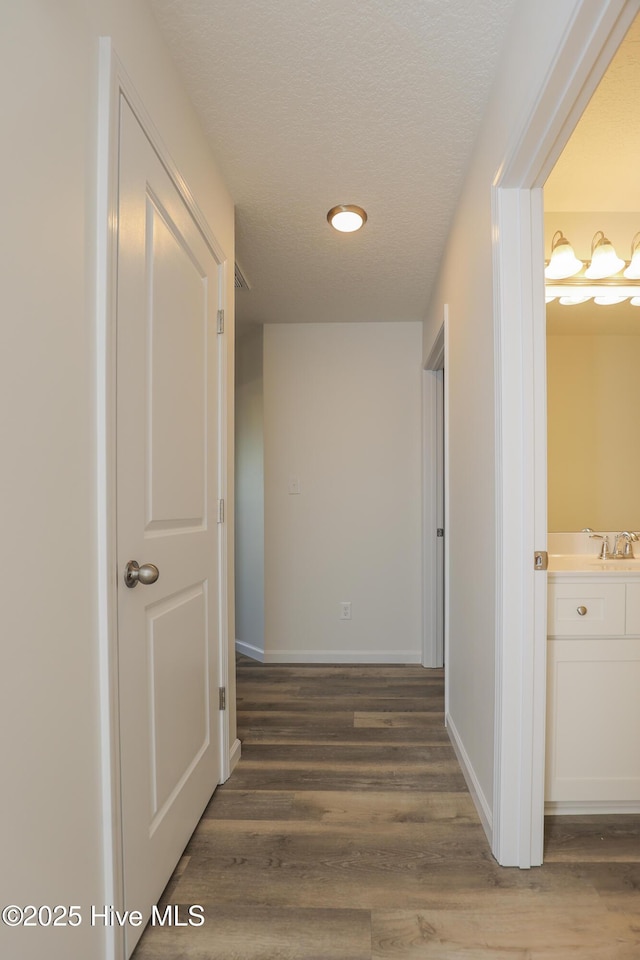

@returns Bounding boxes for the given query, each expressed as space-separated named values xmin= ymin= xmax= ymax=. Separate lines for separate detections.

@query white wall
xmin=422 ymin=0 xmax=587 ymax=820
xmin=1 ymin=4 xmax=234 ymax=958
xmin=263 ymin=322 xmax=423 ymax=662
xmin=235 ymin=327 xmax=265 ymax=658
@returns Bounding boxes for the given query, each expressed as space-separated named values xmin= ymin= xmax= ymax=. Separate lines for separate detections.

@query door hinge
xmin=217 ymin=309 xmax=224 ymax=334
xmin=219 ymin=687 xmax=226 ymax=710
xmin=436 ymin=528 xmax=444 ymax=538
xmin=217 ymin=498 xmax=225 ymax=524
xmin=534 ymin=550 xmax=548 ymax=571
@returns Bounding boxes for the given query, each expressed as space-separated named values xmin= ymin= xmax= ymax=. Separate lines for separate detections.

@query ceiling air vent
xmin=234 ymin=263 xmax=250 ymax=290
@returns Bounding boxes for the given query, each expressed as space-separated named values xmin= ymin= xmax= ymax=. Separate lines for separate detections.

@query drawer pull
xmin=577 ymin=605 xmax=588 ymax=616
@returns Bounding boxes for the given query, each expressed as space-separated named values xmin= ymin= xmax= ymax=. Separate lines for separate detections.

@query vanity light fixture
xmin=623 ymin=232 xmax=640 ymax=279
xmin=545 ymin=229 xmax=640 ymax=305
xmin=544 ymin=231 xmax=583 ymax=279
xmin=327 ymin=205 xmax=367 ymax=233
xmin=584 ymin=231 xmax=625 ymax=279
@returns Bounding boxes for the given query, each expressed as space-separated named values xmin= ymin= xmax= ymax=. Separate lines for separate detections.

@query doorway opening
xmin=542 ymin=12 xmax=640 ymax=824
xmin=492 ymin=0 xmax=638 ymax=867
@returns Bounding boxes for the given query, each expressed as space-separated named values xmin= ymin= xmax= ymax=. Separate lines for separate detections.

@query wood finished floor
xmin=133 ymin=657 xmax=640 ymax=959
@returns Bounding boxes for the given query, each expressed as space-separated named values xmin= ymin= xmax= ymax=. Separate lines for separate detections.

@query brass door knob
xmin=577 ymin=605 xmax=588 ymax=616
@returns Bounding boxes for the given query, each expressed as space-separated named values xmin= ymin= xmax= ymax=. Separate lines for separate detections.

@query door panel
xmin=147 ymin=197 xmax=206 ymax=528
xmin=148 ymin=584 xmax=209 ymax=822
xmin=116 ymin=96 xmax=222 ymax=956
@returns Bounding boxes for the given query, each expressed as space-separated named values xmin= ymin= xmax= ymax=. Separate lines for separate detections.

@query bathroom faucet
xmin=589 ymin=533 xmax=610 ymax=559
xmin=612 ymin=531 xmax=640 ymax=559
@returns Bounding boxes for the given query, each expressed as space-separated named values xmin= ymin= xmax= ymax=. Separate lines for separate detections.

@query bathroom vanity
xmin=547 ymin=545 xmax=640 ymax=813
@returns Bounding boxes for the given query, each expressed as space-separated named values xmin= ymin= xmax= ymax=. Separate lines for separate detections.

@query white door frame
xmin=96 ymin=40 xmax=231 ymax=959
xmin=492 ymin=0 xmax=638 ymax=868
xmin=423 ymin=313 xmax=449 ymax=674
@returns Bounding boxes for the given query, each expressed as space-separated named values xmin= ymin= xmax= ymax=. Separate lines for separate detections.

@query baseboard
xmin=545 ymin=800 xmax=640 ymax=815
xmin=446 ymin=712 xmax=493 ymax=844
xmin=229 ymin=737 xmax=241 ymax=774
xmin=263 ymin=650 xmax=423 ymax=664
xmin=235 ymin=640 xmax=265 ymax=662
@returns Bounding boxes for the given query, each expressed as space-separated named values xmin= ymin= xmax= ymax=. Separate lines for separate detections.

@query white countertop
xmin=549 ymin=554 xmax=640 ymax=575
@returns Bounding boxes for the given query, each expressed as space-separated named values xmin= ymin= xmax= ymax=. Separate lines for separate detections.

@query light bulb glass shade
xmin=585 ymin=231 xmax=625 ymax=278
xmin=623 ymin=232 xmax=640 ymax=278
xmin=630 ymin=297 xmax=640 ymax=307
xmin=559 ymin=295 xmax=592 ymax=305
xmin=545 ymin=231 xmax=583 ymax=279
xmin=327 ymin=205 xmax=367 ymax=232
xmin=594 ymin=295 xmax=627 ymax=305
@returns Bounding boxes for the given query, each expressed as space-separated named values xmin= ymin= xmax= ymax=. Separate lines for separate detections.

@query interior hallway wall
xmin=1 ymin=3 xmax=234 ymax=958
xmin=235 ymin=326 xmax=265 ymax=659
xmin=263 ymin=321 xmax=423 ymax=662
xmin=422 ymin=0 xmax=593 ymax=827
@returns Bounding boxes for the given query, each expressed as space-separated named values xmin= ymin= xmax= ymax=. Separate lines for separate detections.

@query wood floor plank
xmin=371 ymin=904 xmax=639 ymax=958
xmin=134 ymin=905 xmax=372 ymax=960
xmin=545 ymin=815 xmax=640 ymax=862
xmin=288 ymin=791 xmax=479 ymax=825
xmin=237 ymin=713 xmax=451 ymax=745
xmin=238 ymin=743 xmax=457 ymax=764
xmin=203 ymin=789 xmax=478 ymax=825
xmin=573 ymin=862 xmax=640 ymax=914
xmin=225 ymin=762 xmax=466 ymax=793
xmin=238 ymin=696 xmax=443 ymax=713
xmin=354 ymin=711 xmax=445 ymax=728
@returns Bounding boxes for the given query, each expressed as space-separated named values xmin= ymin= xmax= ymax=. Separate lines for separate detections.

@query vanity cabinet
xmin=546 ymin=576 xmax=640 ymax=812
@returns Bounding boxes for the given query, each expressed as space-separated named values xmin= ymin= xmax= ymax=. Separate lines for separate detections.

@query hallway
xmin=133 ymin=658 xmax=640 ymax=958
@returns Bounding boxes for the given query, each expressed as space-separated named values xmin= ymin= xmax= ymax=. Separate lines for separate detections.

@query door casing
xmin=423 ymin=314 xmax=448 ymax=673
xmin=96 ymin=39 xmax=231 ymax=959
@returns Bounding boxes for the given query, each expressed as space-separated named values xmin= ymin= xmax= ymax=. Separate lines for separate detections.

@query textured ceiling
xmin=545 ymin=14 xmax=640 ymax=212
xmin=149 ymin=0 xmax=517 ymax=325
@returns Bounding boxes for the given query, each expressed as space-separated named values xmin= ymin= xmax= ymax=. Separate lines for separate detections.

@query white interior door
xmin=116 ymin=96 xmax=222 ymax=956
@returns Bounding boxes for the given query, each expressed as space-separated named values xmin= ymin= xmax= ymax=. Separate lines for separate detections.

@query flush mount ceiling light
xmin=545 ymin=229 xmax=640 ymax=305
xmin=327 ymin=205 xmax=367 ymax=233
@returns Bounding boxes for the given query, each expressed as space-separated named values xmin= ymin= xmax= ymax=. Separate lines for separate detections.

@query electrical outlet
xmin=288 ymin=476 xmax=301 ymax=495
xmin=340 ymin=601 xmax=352 ymax=620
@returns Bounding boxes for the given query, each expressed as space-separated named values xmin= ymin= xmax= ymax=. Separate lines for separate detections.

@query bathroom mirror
xmin=547 ymin=298 xmax=640 ymax=531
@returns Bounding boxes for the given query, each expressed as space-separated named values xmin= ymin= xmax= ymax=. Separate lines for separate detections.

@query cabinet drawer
xmin=548 ymin=582 xmax=625 ymax=636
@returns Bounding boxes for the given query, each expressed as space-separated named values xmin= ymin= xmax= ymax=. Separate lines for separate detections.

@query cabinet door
xmin=547 ymin=582 xmax=625 ymax=637
xmin=625 ymin=582 xmax=640 ymax=635
xmin=546 ymin=637 xmax=640 ymax=803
